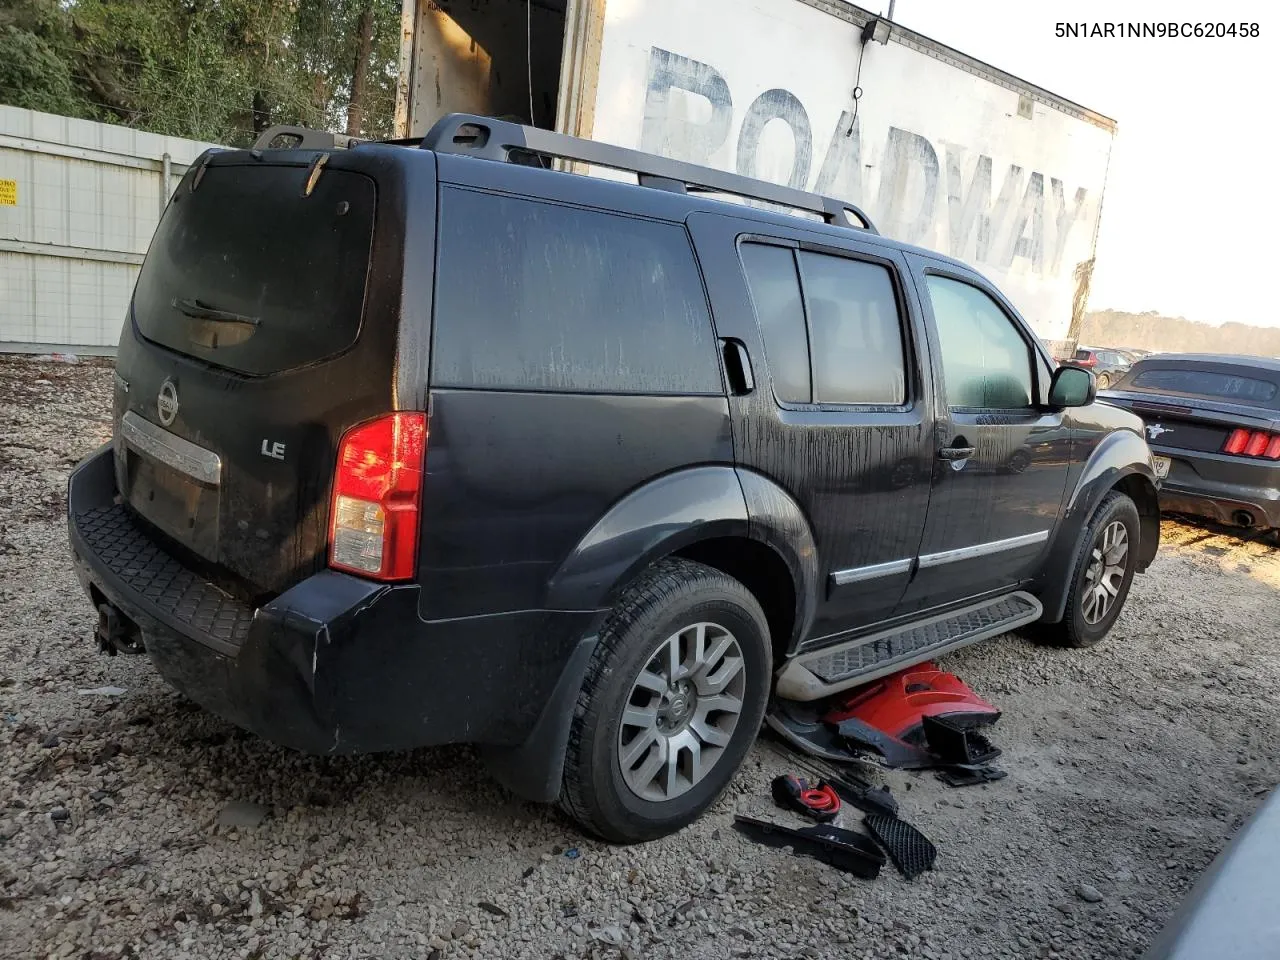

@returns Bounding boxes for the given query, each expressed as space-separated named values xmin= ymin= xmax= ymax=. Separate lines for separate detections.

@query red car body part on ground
xmin=823 ymin=662 xmax=1001 ymax=737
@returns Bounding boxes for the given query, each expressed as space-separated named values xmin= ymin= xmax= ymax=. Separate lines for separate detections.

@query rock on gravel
xmin=217 ymin=800 xmax=269 ymax=829
xmin=2 ymin=353 xmax=1280 ymax=960
xmin=1077 ymin=883 xmax=1105 ymax=903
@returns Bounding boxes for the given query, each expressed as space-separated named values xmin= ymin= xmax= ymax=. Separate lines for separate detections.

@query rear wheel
xmin=1032 ymin=490 xmax=1140 ymax=648
xmin=1096 ymin=372 xmax=1112 ymax=389
xmin=559 ymin=558 xmax=771 ymax=843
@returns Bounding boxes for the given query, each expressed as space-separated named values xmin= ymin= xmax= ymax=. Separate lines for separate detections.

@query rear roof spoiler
xmin=251 ymin=126 xmax=363 ymax=151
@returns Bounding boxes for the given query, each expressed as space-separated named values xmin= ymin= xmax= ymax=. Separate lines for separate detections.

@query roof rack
xmin=249 ymin=114 xmax=877 ymax=234
xmin=421 ymin=114 xmax=877 ymax=233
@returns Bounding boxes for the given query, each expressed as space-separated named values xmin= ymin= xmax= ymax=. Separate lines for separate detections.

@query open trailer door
xmin=394 ymin=0 xmax=603 ymax=140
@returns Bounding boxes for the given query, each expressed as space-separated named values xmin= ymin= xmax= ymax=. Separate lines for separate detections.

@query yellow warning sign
xmin=0 ymin=180 xmax=16 ymax=206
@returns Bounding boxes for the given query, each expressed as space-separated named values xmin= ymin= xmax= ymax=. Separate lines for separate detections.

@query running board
xmin=775 ymin=592 xmax=1042 ymax=701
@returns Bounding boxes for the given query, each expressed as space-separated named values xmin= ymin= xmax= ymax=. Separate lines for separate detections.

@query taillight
xmin=329 ymin=412 xmax=427 ymax=581
xmin=1077 ymin=354 xmax=1097 ymax=367
xmin=1222 ymin=428 xmax=1280 ymax=460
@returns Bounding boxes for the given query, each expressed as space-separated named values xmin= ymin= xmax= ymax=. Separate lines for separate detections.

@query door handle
xmin=938 ymin=445 xmax=976 ymax=461
xmin=721 ymin=339 xmax=754 ymax=395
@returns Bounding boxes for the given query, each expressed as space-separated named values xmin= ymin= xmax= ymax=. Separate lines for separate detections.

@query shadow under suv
xmin=67 ymin=115 xmax=1161 ymax=843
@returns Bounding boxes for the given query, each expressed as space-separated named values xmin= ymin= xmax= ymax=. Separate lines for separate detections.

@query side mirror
xmin=1048 ymin=365 xmax=1096 ymax=408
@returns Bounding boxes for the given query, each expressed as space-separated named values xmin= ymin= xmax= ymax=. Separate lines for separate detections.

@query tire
xmin=1032 ymin=490 xmax=1140 ymax=648
xmin=1096 ymin=373 xmax=1111 ymax=390
xmin=559 ymin=558 xmax=771 ymax=843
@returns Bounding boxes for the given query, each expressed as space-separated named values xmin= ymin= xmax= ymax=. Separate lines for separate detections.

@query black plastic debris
xmin=937 ymin=765 xmax=1008 ymax=787
xmin=922 ymin=714 xmax=1002 ymax=766
xmin=863 ymin=813 xmax=937 ymax=880
xmin=826 ymin=771 xmax=900 ymax=818
xmin=733 ymin=815 xmax=885 ymax=879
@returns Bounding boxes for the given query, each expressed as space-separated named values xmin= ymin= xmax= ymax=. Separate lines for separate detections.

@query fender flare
xmin=490 ymin=466 xmax=819 ymax=803
xmin=543 ymin=465 xmax=752 ymax=611
xmin=735 ymin=467 xmax=821 ymax=651
xmin=1038 ymin=429 xmax=1160 ymax=623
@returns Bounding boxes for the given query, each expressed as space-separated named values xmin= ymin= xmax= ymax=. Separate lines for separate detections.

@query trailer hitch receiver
xmin=96 ymin=603 xmax=143 ymax=655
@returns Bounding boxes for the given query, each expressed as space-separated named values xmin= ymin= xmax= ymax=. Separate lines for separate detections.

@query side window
xmin=798 ymin=251 xmax=906 ymax=405
xmin=739 ymin=242 xmax=907 ymax=406
xmin=925 ymin=276 xmax=1034 ymax=410
xmin=739 ymin=243 xmax=811 ymax=403
xmin=433 ymin=188 xmax=720 ymax=394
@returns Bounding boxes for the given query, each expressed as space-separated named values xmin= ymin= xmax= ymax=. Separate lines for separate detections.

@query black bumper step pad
xmin=73 ymin=501 xmax=255 ymax=651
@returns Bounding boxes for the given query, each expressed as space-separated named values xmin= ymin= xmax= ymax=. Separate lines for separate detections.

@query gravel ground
xmin=2 ymin=353 xmax=1279 ymax=960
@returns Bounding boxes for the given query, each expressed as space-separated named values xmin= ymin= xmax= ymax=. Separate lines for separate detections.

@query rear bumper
xmin=67 ymin=445 xmax=600 ymax=755
xmin=1154 ymin=447 xmax=1280 ymax=528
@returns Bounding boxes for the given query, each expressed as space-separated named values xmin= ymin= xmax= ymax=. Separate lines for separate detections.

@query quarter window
xmin=433 ymin=189 xmax=720 ymax=394
xmin=926 ymin=276 xmax=1034 ymax=410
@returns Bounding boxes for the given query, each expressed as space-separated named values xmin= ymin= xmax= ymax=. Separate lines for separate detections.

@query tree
xmin=0 ymin=26 xmax=86 ymax=117
xmin=346 ymin=4 xmax=376 ymax=137
xmin=0 ymin=0 xmax=95 ymax=119
xmin=0 ymin=0 xmax=403 ymax=145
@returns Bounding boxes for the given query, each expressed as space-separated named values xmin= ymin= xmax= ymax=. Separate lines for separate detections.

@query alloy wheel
xmin=1082 ymin=520 xmax=1129 ymax=624
xmin=617 ymin=622 xmax=746 ymax=802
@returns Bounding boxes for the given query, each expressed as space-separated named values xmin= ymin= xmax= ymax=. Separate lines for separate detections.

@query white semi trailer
xmin=394 ymin=0 xmax=1116 ymax=349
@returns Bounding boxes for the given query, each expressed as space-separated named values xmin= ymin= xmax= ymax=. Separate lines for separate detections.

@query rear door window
xmin=432 ymin=188 xmax=720 ymax=394
xmin=1130 ymin=367 xmax=1279 ymax=405
xmin=132 ymin=163 xmax=376 ymax=377
xmin=739 ymin=242 xmax=907 ymax=406
xmin=798 ymin=252 xmax=905 ymax=405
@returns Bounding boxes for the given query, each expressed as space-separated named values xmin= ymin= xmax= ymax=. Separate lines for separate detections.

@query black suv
xmin=67 ymin=115 xmax=1160 ymax=843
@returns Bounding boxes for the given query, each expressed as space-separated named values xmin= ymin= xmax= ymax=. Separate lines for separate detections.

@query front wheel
xmin=559 ymin=558 xmax=771 ymax=843
xmin=1032 ymin=490 xmax=1140 ymax=648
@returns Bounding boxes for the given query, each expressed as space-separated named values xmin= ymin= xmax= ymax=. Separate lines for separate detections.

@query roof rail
xmin=250 ymin=125 xmax=363 ymax=151
xmin=421 ymin=113 xmax=878 ymax=234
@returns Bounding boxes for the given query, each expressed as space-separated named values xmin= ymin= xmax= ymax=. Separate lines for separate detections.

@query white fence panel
xmin=0 ymin=107 xmax=222 ymax=354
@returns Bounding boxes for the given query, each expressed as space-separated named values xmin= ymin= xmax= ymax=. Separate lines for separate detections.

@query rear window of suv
xmin=132 ymin=162 xmax=376 ymax=377
xmin=1129 ymin=366 xmax=1279 ymax=405
xmin=432 ymin=188 xmax=720 ymax=394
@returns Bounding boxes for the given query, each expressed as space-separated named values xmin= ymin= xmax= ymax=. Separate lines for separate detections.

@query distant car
xmin=1064 ymin=346 xmax=1132 ymax=389
xmin=1102 ymin=354 xmax=1280 ymax=531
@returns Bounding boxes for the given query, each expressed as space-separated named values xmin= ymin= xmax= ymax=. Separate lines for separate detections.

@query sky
xmin=886 ymin=0 xmax=1276 ymax=327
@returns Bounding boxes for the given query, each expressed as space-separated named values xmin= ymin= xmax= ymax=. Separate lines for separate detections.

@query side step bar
xmin=775 ymin=592 xmax=1043 ymax=701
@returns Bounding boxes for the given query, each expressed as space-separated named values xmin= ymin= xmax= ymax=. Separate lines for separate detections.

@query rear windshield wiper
xmin=173 ymin=298 xmax=261 ymax=326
